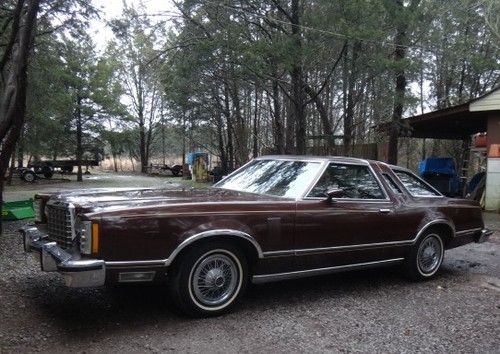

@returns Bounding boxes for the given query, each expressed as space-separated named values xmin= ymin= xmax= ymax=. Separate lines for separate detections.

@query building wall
xmin=485 ymin=112 xmax=500 ymax=211
xmin=470 ymin=89 xmax=500 ymax=112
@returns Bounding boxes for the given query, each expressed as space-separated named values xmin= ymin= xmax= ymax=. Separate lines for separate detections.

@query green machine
xmin=2 ymin=199 xmax=35 ymax=220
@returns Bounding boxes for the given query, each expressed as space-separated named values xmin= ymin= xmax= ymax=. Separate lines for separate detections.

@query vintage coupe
xmin=21 ymin=156 xmax=491 ymax=316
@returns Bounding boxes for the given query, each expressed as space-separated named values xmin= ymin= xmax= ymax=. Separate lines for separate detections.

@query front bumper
xmin=20 ymin=226 xmax=105 ymax=287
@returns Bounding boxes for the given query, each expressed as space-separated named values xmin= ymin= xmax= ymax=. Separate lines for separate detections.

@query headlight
xmin=77 ymin=219 xmax=93 ymax=254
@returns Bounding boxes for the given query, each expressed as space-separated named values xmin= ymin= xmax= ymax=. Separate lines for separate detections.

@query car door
xmin=294 ymin=161 xmax=412 ymax=270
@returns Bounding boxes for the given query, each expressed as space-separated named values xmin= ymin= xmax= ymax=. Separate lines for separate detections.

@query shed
xmin=380 ymin=86 xmax=500 ymax=211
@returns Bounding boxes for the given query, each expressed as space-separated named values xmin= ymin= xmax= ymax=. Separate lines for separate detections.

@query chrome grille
xmin=46 ymin=202 xmax=74 ymax=248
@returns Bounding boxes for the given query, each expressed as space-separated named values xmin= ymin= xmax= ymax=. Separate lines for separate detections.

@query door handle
xmin=379 ymin=208 xmax=392 ymax=213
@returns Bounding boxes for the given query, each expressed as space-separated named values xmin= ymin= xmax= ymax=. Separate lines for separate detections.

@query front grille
xmin=46 ymin=202 xmax=74 ymax=248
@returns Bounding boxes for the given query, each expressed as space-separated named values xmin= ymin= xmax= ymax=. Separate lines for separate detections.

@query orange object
xmin=92 ymin=223 xmax=99 ymax=253
xmin=474 ymin=133 xmax=487 ymax=148
xmin=488 ymin=144 xmax=500 ymax=157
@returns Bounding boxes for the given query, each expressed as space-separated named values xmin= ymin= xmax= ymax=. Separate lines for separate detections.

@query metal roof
xmin=377 ymin=86 xmax=500 ymax=140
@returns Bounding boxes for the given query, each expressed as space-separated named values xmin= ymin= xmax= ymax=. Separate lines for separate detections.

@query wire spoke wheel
xmin=191 ymin=253 xmax=239 ymax=307
xmin=417 ymin=234 xmax=443 ymax=275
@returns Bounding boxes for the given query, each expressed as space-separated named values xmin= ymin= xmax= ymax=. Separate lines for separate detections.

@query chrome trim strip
xmin=415 ymin=219 xmax=455 ymax=239
xmin=301 ymin=198 xmax=392 ymax=203
xmin=455 ymin=227 xmax=482 ymax=236
xmin=263 ymin=239 xmax=413 ymax=257
xmin=68 ymin=203 xmax=76 ymax=240
xmin=300 ymin=160 xmax=330 ymax=199
xmin=252 ymin=258 xmax=405 ymax=284
xmin=165 ymin=229 xmax=264 ymax=267
xmin=263 ymin=249 xmax=295 ymax=257
xmin=99 ymin=209 xmax=297 ymax=219
xmin=118 ymin=271 xmax=156 ymax=283
xmin=367 ymin=163 xmax=390 ymax=200
xmin=105 ymin=259 xmax=168 ymax=268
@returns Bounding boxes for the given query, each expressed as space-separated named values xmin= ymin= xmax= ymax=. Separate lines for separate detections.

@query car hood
xmin=41 ymin=186 xmax=287 ymax=214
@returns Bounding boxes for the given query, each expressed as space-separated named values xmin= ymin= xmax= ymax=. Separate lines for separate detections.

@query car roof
xmin=256 ymin=155 xmax=374 ymax=165
xmin=255 ymin=155 xmax=415 ymax=171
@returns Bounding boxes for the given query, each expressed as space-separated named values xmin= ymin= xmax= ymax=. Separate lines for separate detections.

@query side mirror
xmin=325 ymin=188 xmax=344 ymax=203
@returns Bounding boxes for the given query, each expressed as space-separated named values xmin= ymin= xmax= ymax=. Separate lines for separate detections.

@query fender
xmin=165 ymin=229 xmax=264 ymax=267
xmin=414 ymin=218 xmax=456 ymax=242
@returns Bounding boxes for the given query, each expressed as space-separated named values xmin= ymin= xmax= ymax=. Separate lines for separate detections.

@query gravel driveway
xmin=0 ymin=175 xmax=499 ymax=353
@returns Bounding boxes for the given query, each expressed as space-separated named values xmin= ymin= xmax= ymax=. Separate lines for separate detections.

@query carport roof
xmin=378 ymin=86 xmax=500 ymax=140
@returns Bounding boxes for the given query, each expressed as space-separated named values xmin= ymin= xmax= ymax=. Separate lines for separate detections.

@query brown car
xmin=20 ymin=156 xmax=491 ymax=316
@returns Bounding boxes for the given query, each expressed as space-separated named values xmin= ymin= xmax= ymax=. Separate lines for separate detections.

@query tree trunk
xmin=76 ymin=95 xmax=83 ymax=182
xmin=304 ymin=83 xmax=333 ymax=150
xmin=215 ymin=111 xmax=228 ymax=174
xmin=291 ymin=0 xmax=306 ymax=154
xmin=387 ymin=0 xmax=420 ymax=164
xmin=17 ymin=128 xmax=24 ymax=167
xmin=139 ymin=119 xmax=147 ymax=173
xmin=0 ymin=0 xmax=41 ymax=234
xmin=7 ymin=147 xmax=16 ymax=186
xmin=271 ymin=78 xmax=285 ymax=154
xmin=344 ymin=41 xmax=361 ymax=156
xmin=223 ymin=84 xmax=234 ymax=171
xmin=285 ymin=96 xmax=295 ymax=153
xmin=252 ymin=86 xmax=259 ymax=158
xmin=112 ymin=153 xmax=118 ymax=172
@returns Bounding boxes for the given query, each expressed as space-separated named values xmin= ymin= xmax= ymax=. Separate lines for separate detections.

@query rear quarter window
xmin=393 ymin=170 xmax=441 ymax=197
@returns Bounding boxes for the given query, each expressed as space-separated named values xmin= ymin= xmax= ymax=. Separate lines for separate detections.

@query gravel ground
xmin=0 ymin=175 xmax=499 ymax=353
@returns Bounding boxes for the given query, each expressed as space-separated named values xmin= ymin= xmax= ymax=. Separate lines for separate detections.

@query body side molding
xmin=252 ymin=258 xmax=405 ymax=284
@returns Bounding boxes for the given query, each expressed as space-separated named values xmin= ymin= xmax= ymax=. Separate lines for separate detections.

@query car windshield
xmin=214 ymin=159 xmax=322 ymax=198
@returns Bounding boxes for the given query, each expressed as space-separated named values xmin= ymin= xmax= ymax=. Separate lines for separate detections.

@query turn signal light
xmin=92 ymin=223 xmax=99 ymax=253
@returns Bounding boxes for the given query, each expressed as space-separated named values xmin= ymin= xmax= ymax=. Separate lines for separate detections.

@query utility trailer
xmin=18 ymin=159 xmax=99 ymax=182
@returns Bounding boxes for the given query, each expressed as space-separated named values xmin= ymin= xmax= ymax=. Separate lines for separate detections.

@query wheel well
xmin=423 ymin=223 xmax=454 ymax=246
xmin=168 ymin=235 xmax=260 ymax=272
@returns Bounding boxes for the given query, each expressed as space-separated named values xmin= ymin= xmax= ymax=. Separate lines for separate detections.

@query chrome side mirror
xmin=325 ymin=188 xmax=344 ymax=203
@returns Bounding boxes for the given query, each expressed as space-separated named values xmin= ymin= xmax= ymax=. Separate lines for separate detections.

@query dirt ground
xmin=0 ymin=173 xmax=499 ymax=353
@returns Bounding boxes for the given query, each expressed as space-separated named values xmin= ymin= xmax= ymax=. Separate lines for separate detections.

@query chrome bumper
xmin=20 ymin=225 xmax=105 ymax=287
xmin=475 ymin=229 xmax=493 ymax=243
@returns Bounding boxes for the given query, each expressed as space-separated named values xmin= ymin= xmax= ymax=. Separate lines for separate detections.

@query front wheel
xmin=404 ymin=232 xmax=444 ymax=280
xmin=168 ymin=242 xmax=248 ymax=317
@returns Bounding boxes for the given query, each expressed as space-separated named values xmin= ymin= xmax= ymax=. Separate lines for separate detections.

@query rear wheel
xmin=168 ymin=242 xmax=248 ymax=317
xmin=171 ymin=165 xmax=182 ymax=177
xmin=41 ymin=165 xmax=53 ymax=179
xmin=404 ymin=232 xmax=444 ymax=280
xmin=22 ymin=170 xmax=36 ymax=182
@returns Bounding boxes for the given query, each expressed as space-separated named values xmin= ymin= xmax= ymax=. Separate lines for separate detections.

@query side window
xmin=393 ymin=170 xmax=441 ymax=197
xmin=382 ymin=173 xmax=403 ymax=195
xmin=308 ymin=163 xmax=385 ymax=199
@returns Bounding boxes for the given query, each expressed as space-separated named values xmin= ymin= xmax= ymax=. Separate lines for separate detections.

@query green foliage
xmin=10 ymin=0 xmax=500 ymax=170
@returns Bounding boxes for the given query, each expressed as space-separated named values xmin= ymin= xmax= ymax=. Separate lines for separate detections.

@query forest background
xmin=0 ymin=0 xmax=499 ymax=183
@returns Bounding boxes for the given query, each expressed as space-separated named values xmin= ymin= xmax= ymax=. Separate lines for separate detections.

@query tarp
xmin=186 ymin=152 xmax=208 ymax=166
xmin=418 ymin=158 xmax=456 ymax=176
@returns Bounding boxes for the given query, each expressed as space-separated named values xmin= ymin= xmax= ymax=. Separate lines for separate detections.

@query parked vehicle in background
xmin=160 ymin=164 xmax=183 ymax=176
xmin=20 ymin=156 xmax=491 ymax=316
xmin=18 ymin=159 xmax=99 ymax=182
xmin=419 ymin=157 xmax=460 ymax=197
